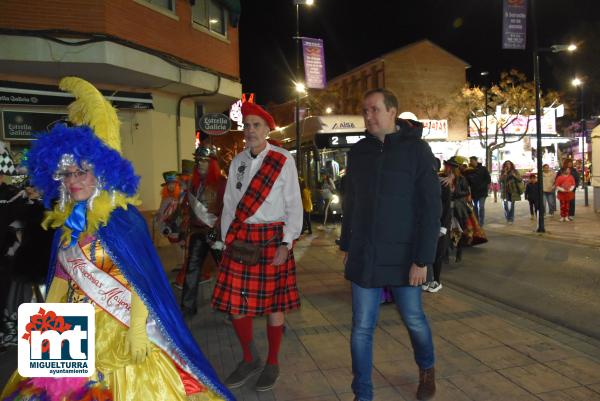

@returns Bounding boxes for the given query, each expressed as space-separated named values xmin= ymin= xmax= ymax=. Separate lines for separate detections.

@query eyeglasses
xmin=59 ymin=169 xmax=89 ymax=180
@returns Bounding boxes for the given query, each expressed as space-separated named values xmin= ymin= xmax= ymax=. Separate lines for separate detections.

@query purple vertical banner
xmin=302 ymin=37 xmax=327 ymax=89
xmin=502 ymin=0 xmax=527 ymax=49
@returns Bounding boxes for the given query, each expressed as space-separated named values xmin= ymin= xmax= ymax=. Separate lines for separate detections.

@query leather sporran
xmin=229 ymin=240 xmax=262 ymax=265
xmin=228 ymin=235 xmax=278 ymax=265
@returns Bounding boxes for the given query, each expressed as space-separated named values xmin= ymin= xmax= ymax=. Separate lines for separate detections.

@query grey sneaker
xmin=255 ymin=364 xmax=280 ymax=391
xmin=224 ymin=358 xmax=263 ymax=389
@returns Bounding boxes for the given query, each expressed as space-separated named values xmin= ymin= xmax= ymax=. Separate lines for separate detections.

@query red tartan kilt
xmin=211 ymin=222 xmax=301 ymax=316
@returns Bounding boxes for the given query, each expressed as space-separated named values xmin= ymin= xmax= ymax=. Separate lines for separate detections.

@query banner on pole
xmin=502 ymin=0 xmax=527 ymax=50
xmin=302 ymin=38 xmax=327 ymax=89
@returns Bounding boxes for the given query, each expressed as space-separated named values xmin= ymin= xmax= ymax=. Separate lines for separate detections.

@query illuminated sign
xmin=331 ymin=122 xmax=356 ymax=130
xmin=469 ymin=113 xmax=556 ymax=136
xmin=421 ymin=119 xmax=448 ymax=140
xmin=198 ymin=113 xmax=231 ymax=136
xmin=229 ymin=100 xmax=244 ymax=131
xmin=315 ymin=133 xmax=366 ymax=148
xmin=229 ymin=93 xmax=255 ymax=131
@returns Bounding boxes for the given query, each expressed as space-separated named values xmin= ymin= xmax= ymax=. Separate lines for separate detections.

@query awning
xmin=0 ymin=80 xmax=153 ymax=110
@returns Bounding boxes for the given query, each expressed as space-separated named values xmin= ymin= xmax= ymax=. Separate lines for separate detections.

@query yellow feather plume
xmin=59 ymin=77 xmax=121 ymax=153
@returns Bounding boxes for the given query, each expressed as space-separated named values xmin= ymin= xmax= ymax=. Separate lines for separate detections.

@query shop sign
xmin=421 ymin=119 xmax=448 ymax=140
xmin=2 ymin=111 xmax=67 ymax=141
xmin=469 ymin=113 xmax=556 ymax=136
xmin=0 ymin=81 xmax=153 ymax=110
xmin=198 ymin=113 xmax=231 ymax=136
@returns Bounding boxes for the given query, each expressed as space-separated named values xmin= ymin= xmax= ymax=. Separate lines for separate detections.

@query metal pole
xmin=485 ymin=86 xmax=489 ymax=170
xmin=295 ymin=4 xmax=302 ymax=174
xmin=531 ymin=0 xmax=545 ymax=232
xmin=580 ymin=85 xmax=589 ymax=206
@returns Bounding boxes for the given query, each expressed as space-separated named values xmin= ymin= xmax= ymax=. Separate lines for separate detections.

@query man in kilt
xmin=212 ymin=102 xmax=303 ymax=391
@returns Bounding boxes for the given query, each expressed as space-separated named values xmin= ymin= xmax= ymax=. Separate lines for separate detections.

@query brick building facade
xmin=269 ymin=40 xmax=470 ymax=141
xmin=0 ymin=0 xmax=242 ymax=210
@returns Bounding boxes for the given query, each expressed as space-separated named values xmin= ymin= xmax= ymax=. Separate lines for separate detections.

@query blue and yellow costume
xmin=0 ymin=78 xmax=234 ymax=401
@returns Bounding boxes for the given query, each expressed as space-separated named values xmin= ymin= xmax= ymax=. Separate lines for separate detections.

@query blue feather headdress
xmin=24 ymin=77 xmax=141 ymax=237
xmin=26 ymin=124 xmax=139 ymax=209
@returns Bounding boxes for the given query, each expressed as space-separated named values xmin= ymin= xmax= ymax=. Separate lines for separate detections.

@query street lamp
xmin=325 ymin=106 xmax=333 ymax=114
xmin=572 ymin=77 xmax=589 ymax=206
xmin=530 ymin=0 xmax=577 ymax=232
xmin=293 ymin=0 xmax=314 ymax=175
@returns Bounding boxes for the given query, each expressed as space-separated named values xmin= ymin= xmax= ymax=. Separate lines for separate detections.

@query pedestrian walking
xmin=445 ymin=156 xmax=470 ymax=263
xmin=212 ymin=102 xmax=303 ymax=392
xmin=499 ymin=160 xmax=523 ymax=224
xmin=339 ymin=88 xmax=440 ymax=401
xmin=560 ymin=159 xmax=579 ymax=219
xmin=465 ymin=156 xmax=491 ymax=225
xmin=320 ymin=173 xmax=336 ymax=228
xmin=300 ymin=178 xmax=313 ymax=234
xmin=556 ymin=167 xmax=576 ymax=222
xmin=423 ymin=158 xmax=451 ymax=293
xmin=542 ymin=164 xmax=557 ymax=216
xmin=525 ymin=173 xmax=540 ymax=220
xmin=178 ymin=145 xmax=226 ymax=319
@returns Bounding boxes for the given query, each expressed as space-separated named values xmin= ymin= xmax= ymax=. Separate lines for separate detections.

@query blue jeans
xmin=472 ymin=196 xmax=487 ymax=225
xmin=503 ymin=199 xmax=515 ymax=222
xmin=543 ymin=191 xmax=556 ymax=214
xmin=351 ymin=283 xmax=434 ymax=401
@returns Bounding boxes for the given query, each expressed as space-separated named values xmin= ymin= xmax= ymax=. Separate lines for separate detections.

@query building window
xmin=141 ymin=0 xmax=175 ymax=11
xmin=192 ymin=0 xmax=227 ymax=36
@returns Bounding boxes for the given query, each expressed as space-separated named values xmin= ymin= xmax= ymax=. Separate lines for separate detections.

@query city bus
xmin=269 ymin=115 xmax=366 ymax=217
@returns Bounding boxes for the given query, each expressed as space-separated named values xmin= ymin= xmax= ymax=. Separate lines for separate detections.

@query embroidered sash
xmin=57 ymin=245 xmax=193 ymax=376
xmin=225 ymin=150 xmax=288 ymax=244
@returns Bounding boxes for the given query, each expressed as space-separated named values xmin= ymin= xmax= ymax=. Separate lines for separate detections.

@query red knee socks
xmin=266 ymin=324 xmax=284 ymax=365
xmin=231 ymin=316 xmax=254 ymax=362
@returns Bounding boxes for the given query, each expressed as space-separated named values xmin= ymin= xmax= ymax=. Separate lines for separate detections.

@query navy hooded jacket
xmin=339 ymin=119 xmax=442 ymax=287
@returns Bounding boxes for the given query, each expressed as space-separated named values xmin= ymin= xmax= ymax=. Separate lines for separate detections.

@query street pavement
xmin=483 ymin=188 xmax=599 ymax=247
xmin=446 ymin=190 xmax=600 ymax=339
xmin=2 ymin=194 xmax=600 ymax=400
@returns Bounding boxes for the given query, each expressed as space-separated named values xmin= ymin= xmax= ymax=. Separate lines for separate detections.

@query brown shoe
xmin=416 ymin=367 xmax=436 ymax=400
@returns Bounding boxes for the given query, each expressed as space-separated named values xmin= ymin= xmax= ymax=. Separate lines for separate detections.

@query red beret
xmin=241 ymin=102 xmax=276 ymax=130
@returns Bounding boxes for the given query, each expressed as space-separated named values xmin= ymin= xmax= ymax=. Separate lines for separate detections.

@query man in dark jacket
xmin=339 ymin=88 xmax=441 ymax=401
xmin=465 ymin=156 xmax=491 ymax=225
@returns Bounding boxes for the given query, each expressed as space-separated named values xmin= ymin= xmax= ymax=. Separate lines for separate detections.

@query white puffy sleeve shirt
xmin=221 ymin=143 xmax=303 ymax=249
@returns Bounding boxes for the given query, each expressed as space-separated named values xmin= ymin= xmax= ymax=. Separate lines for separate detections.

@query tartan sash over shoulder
xmin=225 ymin=150 xmax=288 ymax=244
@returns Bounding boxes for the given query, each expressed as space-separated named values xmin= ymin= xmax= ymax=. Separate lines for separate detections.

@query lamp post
xmin=293 ymin=0 xmax=314 ymax=176
xmin=481 ymin=71 xmax=490 ymax=171
xmin=530 ymin=0 xmax=577 ymax=232
xmin=572 ymin=77 xmax=589 ymax=206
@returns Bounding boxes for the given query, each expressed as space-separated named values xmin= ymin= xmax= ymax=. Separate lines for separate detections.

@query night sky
xmin=238 ymin=0 xmax=600 ymax=112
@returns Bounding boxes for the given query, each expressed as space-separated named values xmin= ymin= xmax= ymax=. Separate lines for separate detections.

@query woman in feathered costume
xmin=0 ymin=77 xmax=235 ymax=401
